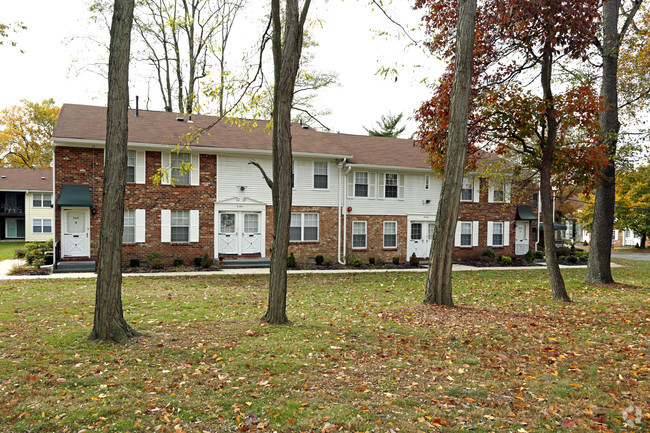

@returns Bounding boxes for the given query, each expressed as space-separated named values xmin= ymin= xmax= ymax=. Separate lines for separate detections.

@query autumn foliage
xmin=414 ymin=0 xmax=607 ymax=189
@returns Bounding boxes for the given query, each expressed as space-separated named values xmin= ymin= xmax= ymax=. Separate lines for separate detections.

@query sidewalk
xmin=0 ymin=259 xmax=597 ymax=280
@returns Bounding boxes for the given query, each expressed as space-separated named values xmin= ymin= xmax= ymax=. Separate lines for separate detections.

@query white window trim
xmin=380 ymin=173 xmax=404 ymax=200
xmin=32 ymin=193 xmax=53 ymax=208
xmin=488 ymin=180 xmax=510 ymax=203
xmin=455 ymin=221 xmax=479 ymax=247
xmin=487 ymin=221 xmax=510 ymax=247
xmin=290 ymin=212 xmax=320 ymax=242
xmin=32 ymin=218 xmax=52 ymax=234
xmin=383 ymin=221 xmax=397 ymax=249
xmin=460 ymin=177 xmax=474 ymax=202
xmin=161 ymin=151 xmax=199 ymax=186
xmin=354 ymin=171 xmax=369 ymax=198
xmin=312 ymin=161 xmax=329 ymax=190
xmin=135 ymin=150 xmax=146 ymax=184
xmin=135 ymin=209 xmax=146 ymax=242
xmin=123 ymin=210 xmax=136 ymax=243
xmin=352 ymin=220 xmax=367 ymax=249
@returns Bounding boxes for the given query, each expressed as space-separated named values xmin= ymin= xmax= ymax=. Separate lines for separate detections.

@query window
xmin=32 ymin=193 xmax=52 ymax=208
xmin=290 ymin=213 xmax=319 ymax=242
xmin=384 ymin=221 xmax=397 ymax=248
xmin=126 ymin=150 xmax=136 ymax=183
xmin=411 ymin=223 xmax=422 ymax=240
xmin=460 ymin=222 xmax=472 ymax=246
xmin=313 ymin=161 xmax=328 ymax=189
xmin=424 ymin=175 xmax=430 ymax=190
xmin=171 ymin=153 xmax=191 ymax=185
xmin=352 ymin=221 xmax=367 ymax=249
xmin=123 ymin=210 xmax=135 ymax=243
xmin=461 ymin=178 xmax=473 ymax=201
xmin=355 ymin=172 xmax=368 ymax=197
xmin=32 ymin=218 xmax=52 ymax=234
xmin=492 ymin=222 xmax=503 ymax=246
xmin=492 ymin=181 xmax=505 ymax=202
xmin=291 ymin=160 xmax=296 ymax=188
xmin=385 ymin=173 xmax=398 ymax=198
xmin=171 ymin=210 xmax=190 ymax=242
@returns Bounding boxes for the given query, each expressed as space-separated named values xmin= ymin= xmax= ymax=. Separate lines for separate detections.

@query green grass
xmin=0 ymin=261 xmax=648 ymax=432
xmin=0 ymin=241 xmax=25 ymax=260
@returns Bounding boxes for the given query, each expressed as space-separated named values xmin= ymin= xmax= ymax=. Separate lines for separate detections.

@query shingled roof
xmin=0 ymin=167 xmax=53 ymax=192
xmin=53 ymin=104 xmax=430 ymax=169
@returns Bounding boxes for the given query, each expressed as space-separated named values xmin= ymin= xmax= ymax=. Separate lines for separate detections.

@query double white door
xmin=218 ymin=212 xmax=261 ymax=255
xmin=409 ymin=222 xmax=435 ymax=258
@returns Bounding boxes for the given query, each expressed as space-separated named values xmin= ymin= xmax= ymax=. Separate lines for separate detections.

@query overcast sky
xmin=1 ymin=0 xmax=444 ymax=136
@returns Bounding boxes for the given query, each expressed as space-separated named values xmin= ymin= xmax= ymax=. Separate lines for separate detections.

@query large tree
xmin=615 ymin=164 xmax=650 ymax=248
xmin=89 ymin=0 xmax=139 ymax=343
xmin=423 ymin=0 xmax=476 ymax=307
xmin=415 ymin=0 xmax=604 ymax=302
xmin=0 ymin=99 xmax=59 ymax=169
xmin=585 ymin=0 xmax=644 ymax=284
xmin=262 ymin=0 xmax=311 ymax=324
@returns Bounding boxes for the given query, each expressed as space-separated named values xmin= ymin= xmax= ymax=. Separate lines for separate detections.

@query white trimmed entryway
xmin=514 ymin=220 xmax=530 ymax=255
xmin=407 ymin=214 xmax=436 ymax=259
xmin=61 ymin=207 xmax=91 ymax=257
xmin=214 ymin=197 xmax=266 ymax=257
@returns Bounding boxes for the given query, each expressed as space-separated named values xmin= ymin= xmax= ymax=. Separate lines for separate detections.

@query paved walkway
xmin=611 ymin=252 xmax=650 ymax=261
xmin=0 ymin=259 xmax=600 ymax=280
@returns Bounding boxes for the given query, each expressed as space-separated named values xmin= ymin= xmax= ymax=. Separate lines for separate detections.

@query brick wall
xmin=55 ymin=146 xmax=217 ymax=265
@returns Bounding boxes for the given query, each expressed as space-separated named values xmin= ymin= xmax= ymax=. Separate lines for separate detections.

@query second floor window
xmin=385 ymin=173 xmax=398 ymax=198
xmin=355 ymin=172 xmax=368 ymax=197
xmin=313 ymin=162 xmax=328 ymax=189
xmin=171 ymin=153 xmax=191 ymax=185
xmin=493 ymin=181 xmax=505 ymax=202
xmin=32 ymin=193 xmax=52 ymax=208
xmin=461 ymin=177 xmax=473 ymax=201
xmin=126 ymin=150 xmax=136 ymax=183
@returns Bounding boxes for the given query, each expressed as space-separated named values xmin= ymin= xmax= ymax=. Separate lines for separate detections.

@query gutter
xmin=338 ymin=163 xmax=352 ymax=265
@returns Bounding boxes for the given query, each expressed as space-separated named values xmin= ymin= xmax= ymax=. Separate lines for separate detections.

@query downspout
xmin=535 ymin=189 xmax=541 ymax=252
xmin=339 ymin=163 xmax=352 ymax=264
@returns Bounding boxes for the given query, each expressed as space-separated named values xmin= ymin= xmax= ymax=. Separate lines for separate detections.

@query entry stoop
xmin=221 ymin=257 xmax=271 ymax=269
xmin=55 ymin=261 xmax=96 ymax=273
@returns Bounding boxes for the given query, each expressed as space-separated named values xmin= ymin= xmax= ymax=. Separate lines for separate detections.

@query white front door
xmin=242 ymin=213 xmax=261 ymax=254
xmin=408 ymin=222 xmax=436 ymax=258
xmin=218 ymin=213 xmax=237 ymax=254
xmin=62 ymin=208 xmax=90 ymax=257
xmin=515 ymin=221 xmax=530 ymax=255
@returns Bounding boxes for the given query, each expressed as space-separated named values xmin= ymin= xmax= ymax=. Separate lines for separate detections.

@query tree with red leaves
xmin=415 ymin=0 xmax=607 ymax=302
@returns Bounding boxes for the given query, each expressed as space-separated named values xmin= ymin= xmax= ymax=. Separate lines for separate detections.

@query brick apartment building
xmin=52 ymin=104 xmax=539 ymax=266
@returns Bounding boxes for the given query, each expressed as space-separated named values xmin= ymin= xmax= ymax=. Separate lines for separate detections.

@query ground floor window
xmin=123 ymin=211 xmax=135 ymax=243
xmin=32 ymin=218 xmax=52 ymax=234
xmin=171 ymin=210 xmax=190 ymax=242
xmin=492 ymin=222 xmax=503 ymax=246
xmin=352 ymin=221 xmax=367 ymax=249
xmin=290 ymin=213 xmax=319 ymax=242
xmin=384 ymin=221 xmax=397 ymax=248
xmin=460 ymin=222 xmax=472 ymax=246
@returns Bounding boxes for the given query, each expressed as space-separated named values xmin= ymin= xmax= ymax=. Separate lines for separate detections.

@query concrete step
xmin=222 ymin=258 xmax=271 ymax=269
xmin=55 ymin=261 xmax=96 ymax=273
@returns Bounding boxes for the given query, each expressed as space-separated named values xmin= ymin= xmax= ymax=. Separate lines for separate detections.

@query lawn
xmin=0 ymin=241 xmax=25 ymax=261
xmin=0 ymin=263 xmax=648 ymax=432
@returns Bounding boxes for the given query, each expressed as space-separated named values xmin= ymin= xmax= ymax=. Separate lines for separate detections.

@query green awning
xmin=57 ymin=184 xmax=93 ymax=207
xmin=516 ymin=205 xmax=537 ymax=221
xmin=539 ymin=222 xmax=568 ymax=231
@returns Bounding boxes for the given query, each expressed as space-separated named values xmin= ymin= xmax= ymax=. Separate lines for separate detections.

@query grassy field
xmin=0 ymin=263 xmax=648 ymax=432
xmin=0 ymin=241 xmax=25 ymax=261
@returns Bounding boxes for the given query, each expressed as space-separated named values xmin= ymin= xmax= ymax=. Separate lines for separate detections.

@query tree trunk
xmin=540 ymin=49 xmax=570 ymax=302
xmin=424 ymin=0 xmax=477 ymax=307
xmin=584 ymin=0 xmax=621 ymax=284
xmin=640 ymin=233 xmax=646 ymax=249
xmin=89 ymin=0 xmax=139 ymax=343
xmin=262 ymin=0 xmax=311 ymax=325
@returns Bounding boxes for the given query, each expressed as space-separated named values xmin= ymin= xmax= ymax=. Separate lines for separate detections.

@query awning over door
xmin=539 ymin=222 xmax=568 ymax=231
xmin=516 ymin=205 xmax=537 ymax=221
xmin=57 ymin=185 xmax=93 ymax=207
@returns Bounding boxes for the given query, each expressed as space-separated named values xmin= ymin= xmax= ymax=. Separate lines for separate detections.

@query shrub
xmin=194 ymin=257 xmax=203 ymax=267
xmin=524 ymin=250 xmax=535 ymax=264
xmin=558 ymin=255 xmax=568 ymax=262
xmin=287 ymin=252 xmax=297 ymax=268
xmin=500 ymin=255 xmax=512 ymax=265
xmin=315 ymin=254 xmax=324 ymax=265
xmin=535 ymin=250 xmax=545 ymax=259
xmin=409 ymin=252 xmax=420 ymax=267
xmin=351 ymin=258 xmax=363 ymax=267
xmin=323 ymin=259 xmax=333 ymax=267
xmin=7 ymin=263 xmax=29 ymax=275
xmin=392 ymin=256 xmax=400 ymax=265
xmin=129 ymin=258 xmax=140 ymax=268
xmin=368 ymin=257 xmax=376 ymax=265
xmin=24 ymin=241 xmax=53 ymax=268
xmin=480 ymin=248 xmax=496 ymax=264
xmin=376 ymin=257 xmax=385 ymax=266
xmin=200 ymin=253 xmax=214 ymax=269
xmin=566 ymin=255 xmax=578 ymax=264
xmin=147 ymin=251 xmax=162 ymax=262
xmin=14 ymin=247 xmax=26 ymax=258
xmin=173 ymin=258 xmax=184 ymax=267
xmin=575 ymin=251 xmax=589 ymax=261
xmin=149 ymin=258 xmax=165 ymax=269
